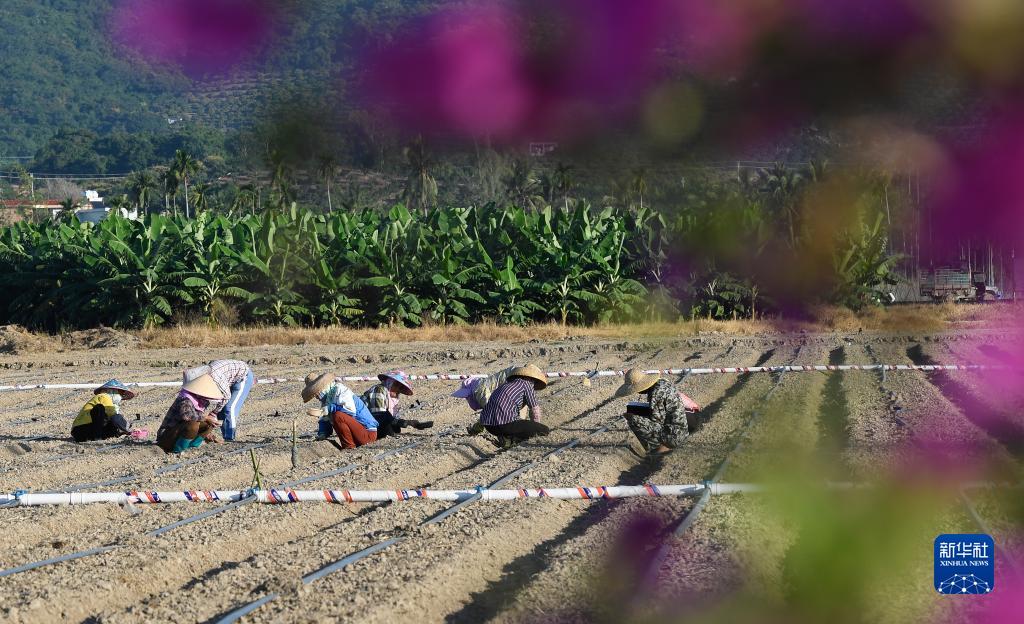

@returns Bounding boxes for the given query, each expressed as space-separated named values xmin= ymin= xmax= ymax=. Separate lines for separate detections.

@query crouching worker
xmin=362 ymin=370 xmax=432 ymax=439
xmin=615 ymin=369 xmax=690 ymax=457
xmin=303 ymin=372 xmax=378 ymax=449
xmin=72 ymin=380 xmax=146 ymax=442
xmin=183 ymin=359 xmax=254 ymax=441
xmin=156 ymin=374 xmax=225 ymax=454
xmin=452 ymin=365 xmax=517 ymax=435
xmin=477 ymin=364 xmax=550 ymax=448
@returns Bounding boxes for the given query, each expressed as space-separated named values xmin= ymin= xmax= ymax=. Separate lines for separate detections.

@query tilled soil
xmin=0 ymin=332 xmax=1019 ymax=623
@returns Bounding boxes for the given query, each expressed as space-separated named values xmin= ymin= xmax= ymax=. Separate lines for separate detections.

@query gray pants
xmin=624 ymin=413 xmax=688 ymax=452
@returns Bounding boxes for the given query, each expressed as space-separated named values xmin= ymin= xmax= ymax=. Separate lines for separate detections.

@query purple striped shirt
xmin=479 ymin=378 xmax=539 ymax=426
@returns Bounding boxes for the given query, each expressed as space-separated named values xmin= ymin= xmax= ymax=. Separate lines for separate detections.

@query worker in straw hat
xmin=71 ymin=379 xmax=148 ymax=442
xmin=361 ymin=370 xmax=433 ymax=439
xmin=475 ymin=364 xmax=550 ymax=448
xmin=182 ymin=359 xmax=254 ymax=441
xmin=303 ymin=372 xmax=379 ymax=449
xmin=452 ymin=365 xmax=518 ymax=435
xmin=615 ymin=368 xmax=690 ymax=456
xmin=156 ymin=374 xmax=225 ymax=454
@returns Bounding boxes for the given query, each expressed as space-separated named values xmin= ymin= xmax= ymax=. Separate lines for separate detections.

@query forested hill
xmin=0 ymin=0 xmax=435 ymax=158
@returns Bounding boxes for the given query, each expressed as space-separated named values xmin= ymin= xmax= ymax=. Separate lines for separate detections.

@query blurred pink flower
xmin=110 ymin=0 xmax=277 ymax=76
xmin=665 ymin=0 xmax=763 ymax=77
xmin=944 ymin=542 xmax=1024 ymax=623
xmin=362 ymin=1 xmax=676 ymax=142
xmin=792 ymin=0 xmax=929 ymax=48
xmin=925 ymin=113 xmax=1024 ymax=256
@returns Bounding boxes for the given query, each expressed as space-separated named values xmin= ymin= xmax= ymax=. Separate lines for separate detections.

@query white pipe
xmin=0 ymin=364 xmax=1005 ymax=392
xmin=5 ymin=480 xmax=1012 ymax=507
xmin=0 ymin=484 xmax=740 ymax=506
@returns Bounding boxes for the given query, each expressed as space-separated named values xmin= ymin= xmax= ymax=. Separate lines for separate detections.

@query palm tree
xmin=317 ymin=154 xmax=336 ymax=212
xmin=191 ymin=183 xmax=210 ymax=214
xmin=172 ymin=150 xmax=199 ymax=218
xmin=502 ymin=158 xmax=540 ymax=209
xmin=58 ymin=197 xmax=77 ymax=223
xmin=629 ymin=167 xmax=647 ymax=212
xmin=127 ymin=170 xmax=158 ymax=215
xmin=402 ymin=137 xmax=437 ymax=215
xmin=107 ymin=193 xmax=131 ymax=217
xmin=232 ymin=184 xmax=259 ymax=216
xmin=554 ymin=162 xmax=576 ymax=212
xmin=267 ymin=150 xmax=293 ymax=210
xmin=161 ymin=169 xmax=179 ymax=215
xmin=758 ymin=163 xmax=805 ymax=250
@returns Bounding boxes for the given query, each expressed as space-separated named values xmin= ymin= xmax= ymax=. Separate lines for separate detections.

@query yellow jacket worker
xmin=71 ymin=380 xmax=139 ymax=442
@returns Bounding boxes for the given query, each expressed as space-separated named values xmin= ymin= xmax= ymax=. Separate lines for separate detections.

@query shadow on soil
xmin=907 ymin=344 xmax=1024 ymax=457
xmin=444 ymin=349 xmax=777 ymax=623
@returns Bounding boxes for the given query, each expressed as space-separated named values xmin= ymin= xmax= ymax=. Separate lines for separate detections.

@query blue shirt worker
xmin=303 ymin=372 xmax=379 ymax=449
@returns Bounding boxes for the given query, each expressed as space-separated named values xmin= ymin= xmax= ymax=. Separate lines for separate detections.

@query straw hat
xmin=95 ymin=379 xmax=136 ymax=400
xmin=379 ymin=370 xmax=414 ymax=396
xmin=182 ymin=374 xmax=224 ymax=401
xmin=615 ymin=368 xmax=661 ymax=398
xmin=302 ymin=372 xmax=336 ymax=403
xmin=509 ymin=364 xmax=548 ymax=389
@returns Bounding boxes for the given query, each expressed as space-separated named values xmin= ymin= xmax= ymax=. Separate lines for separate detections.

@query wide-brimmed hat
xmin=379 ymin=370 xmax=414 ymax=396
xmin=615 ymin=368 xmax=661 ymax=398
xmin=451 ymin=378 xmax=479 ymax=398
xmin=509 ymin=364 xmax=548 ymax=389
xmin=302 ymin=372 xmax=336 ymax=403
xmin=95 ymin=379 xmax=136 ymax=400
xmin=182 ymin=374 xmax=224 ymax=401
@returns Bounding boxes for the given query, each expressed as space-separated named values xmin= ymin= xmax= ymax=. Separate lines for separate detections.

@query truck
xmin=920 ymin=267 xmax=1001 ymax=302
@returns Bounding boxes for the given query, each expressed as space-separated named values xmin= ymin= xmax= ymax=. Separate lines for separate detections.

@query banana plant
xmin=477 ymin=243 xmax=541 ymax=325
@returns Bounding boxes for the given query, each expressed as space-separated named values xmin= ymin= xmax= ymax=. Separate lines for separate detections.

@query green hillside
xmin=0 ymin=0 xmax=436 ymax=158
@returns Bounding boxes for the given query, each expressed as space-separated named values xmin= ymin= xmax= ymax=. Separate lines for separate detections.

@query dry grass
xmin=130 ymin=304 xmax=1022 ymax=349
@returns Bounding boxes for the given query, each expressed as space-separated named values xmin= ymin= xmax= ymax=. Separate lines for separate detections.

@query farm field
xmin=0 ymin=331 xmax=1021 ymax=623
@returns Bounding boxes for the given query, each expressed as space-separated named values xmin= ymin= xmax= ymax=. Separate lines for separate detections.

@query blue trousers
xmin=219 ymin=370 xmax=254 ymax=440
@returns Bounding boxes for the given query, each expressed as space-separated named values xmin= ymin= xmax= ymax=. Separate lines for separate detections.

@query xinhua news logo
xmin=934 ymin=534 xmax=995 ymax=595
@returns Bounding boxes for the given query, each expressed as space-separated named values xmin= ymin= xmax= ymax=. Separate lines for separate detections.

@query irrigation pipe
xmin=643 ymin=348 xmax=798 ymax=585
xmin=0 ymin=442 xmax=271 ymax=510
xmin=0 ymin=484 xmax=768 ymax=507
xmin=0 ymin=435 xmax=435 ymax=578
xmin=0 ymin=364 xmax=1008 ymax=392
xmin=15 ymin=480 xmax=1012 ymax=508
xmin=214 ymin=409 xmax=634 ymax=623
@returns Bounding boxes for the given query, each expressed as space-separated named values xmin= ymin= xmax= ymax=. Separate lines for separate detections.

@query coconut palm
xmin=630 ymin=167 xmax=648 ymax=212
xmin=160 ymin=168 xmax=178 ymax=215
xmin=190 ymin=183 xmax=210 ymax=214
xmin=317 ymin=154 xmax=336 ymax=212
xmin=553 ymin=162 xmax=576 ymax=212
xmin=127 ymin=170 xmax=159 ymax=215
xmin=172 ymin=150 xmax=200 ymax=219
xmin=232 ymin=184 xmax=259 ymax=216
xmin=267 ymin=150 xmax=294 ymax=210
xmin=402 ymin=137 xmax=437 ymax=215
xmin=758 ymin=163 xmax=805 ymax=249
xmin=502 ymin=158 xmax=541 ymax=209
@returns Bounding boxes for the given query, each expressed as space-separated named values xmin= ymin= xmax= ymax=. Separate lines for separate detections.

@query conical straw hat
xmin=302 ymin=372 xmax=336 ymax=403
xmin=182 ymin=374 xmax=224 ymax=401
xmin=614 ymin=368 xmax=660 ymax=398
xmin=94 ymin=379 xmax=136 ymax=400
xmin=509 ymin=364 xmax=548 ymax=389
